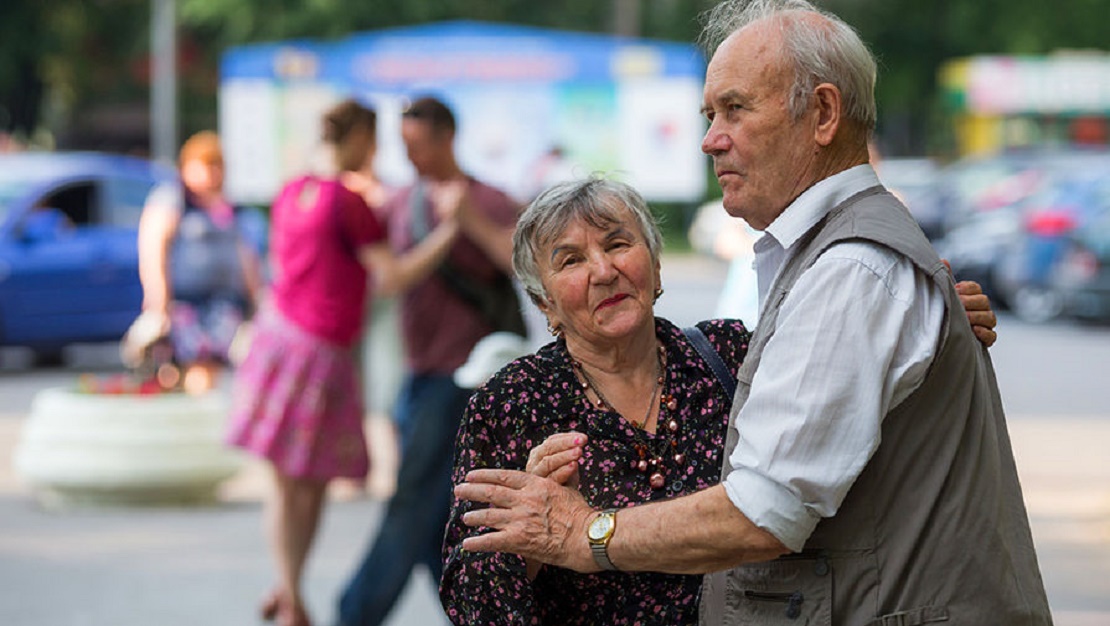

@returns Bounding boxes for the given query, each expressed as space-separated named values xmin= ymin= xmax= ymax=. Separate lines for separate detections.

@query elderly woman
xmin=439 ymin=176 xmax=997 ymax=625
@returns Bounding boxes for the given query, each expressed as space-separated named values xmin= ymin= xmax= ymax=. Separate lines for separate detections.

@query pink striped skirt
xmin=226 ymin=307 xmax=369 ymax=481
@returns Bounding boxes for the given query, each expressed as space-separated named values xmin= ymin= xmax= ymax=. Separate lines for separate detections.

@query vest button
xmin=813 ymin=559 xmax=829 ymax=577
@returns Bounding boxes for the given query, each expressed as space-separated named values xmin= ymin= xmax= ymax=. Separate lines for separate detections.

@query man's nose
xmin=702 ymin=125 xmax=730 ymax=155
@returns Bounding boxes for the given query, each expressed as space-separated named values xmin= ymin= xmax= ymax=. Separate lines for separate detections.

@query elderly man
xmin=454 ymin=1 xmax=1052 ymax=624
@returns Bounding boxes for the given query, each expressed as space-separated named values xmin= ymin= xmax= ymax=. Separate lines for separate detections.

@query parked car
xmin=0 ymin=152 xmax=175 ymax=364
xmin=1057 ymin=224 xmax=1110 ymax=323
xmin=1052 ymin=180 xmax=1110 ymax=323
xmin=934 ymin=148 xmax=1110 ymax=315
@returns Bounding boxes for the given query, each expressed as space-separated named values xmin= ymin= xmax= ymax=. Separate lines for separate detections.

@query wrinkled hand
xmin=526 ymin=432 xmax=586 ymax=490
xmin=455 ymin=469 xmax=599 ymax=573
xmin=955 ymin=280 xmax=997 ymax=347
xmin=943 ymin=259 xmax=998 ymax=348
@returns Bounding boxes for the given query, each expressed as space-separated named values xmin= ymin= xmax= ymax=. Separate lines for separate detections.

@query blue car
xmin=0 ymin=152 xmax=176 ymax=363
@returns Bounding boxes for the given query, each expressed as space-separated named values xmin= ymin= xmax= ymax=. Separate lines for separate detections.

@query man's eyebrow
xmin=703 ymin=89 xmax=745 ymax=114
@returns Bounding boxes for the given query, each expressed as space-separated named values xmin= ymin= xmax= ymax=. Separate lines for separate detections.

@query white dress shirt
xmin=721 ymin=164 xmax=947 ymax=552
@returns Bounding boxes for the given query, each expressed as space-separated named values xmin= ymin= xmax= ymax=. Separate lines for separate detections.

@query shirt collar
xmin=761 ymin=164 xmax=881 ymax=252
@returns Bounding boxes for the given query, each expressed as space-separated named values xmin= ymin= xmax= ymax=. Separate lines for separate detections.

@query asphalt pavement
xmin=1 ymin=254 xmax=1108 ymax=626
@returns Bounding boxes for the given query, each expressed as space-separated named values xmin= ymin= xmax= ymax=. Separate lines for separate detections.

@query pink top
xmin=270 ymin=176 xmax=386 ymax=346
xmin=386 ymin=177 xmax=519 ymax=374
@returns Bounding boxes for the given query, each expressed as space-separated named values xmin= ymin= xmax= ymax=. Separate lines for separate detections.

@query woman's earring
xmin=654 ymin=287 xmax=664 ymax=302
xmin=546 ymin=321 xmax=560 ymax=337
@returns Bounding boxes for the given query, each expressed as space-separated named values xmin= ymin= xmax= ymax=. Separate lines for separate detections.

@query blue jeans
xmin=337 ymin=373 xmax=470 ymax=626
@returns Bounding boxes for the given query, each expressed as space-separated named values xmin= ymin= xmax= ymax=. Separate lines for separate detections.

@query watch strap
xmin=590 ymin=540 xmax=618 ymax=571
xmin=589 ymin=509 xmax=619 ymax=571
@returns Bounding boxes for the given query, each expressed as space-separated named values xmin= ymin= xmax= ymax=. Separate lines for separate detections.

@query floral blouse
xmin=441 ymin=317 xmax=751 ymax=626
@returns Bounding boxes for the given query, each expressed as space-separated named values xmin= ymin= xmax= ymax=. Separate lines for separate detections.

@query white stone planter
xmin=13 ymin=387 xmax=244 ymax=508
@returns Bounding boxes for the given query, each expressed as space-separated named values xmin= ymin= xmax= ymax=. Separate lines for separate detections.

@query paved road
xmin=1 ymin=254 xmax=1108 ymax=625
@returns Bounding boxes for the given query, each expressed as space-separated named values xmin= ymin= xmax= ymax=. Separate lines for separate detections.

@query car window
xmin=0 ymin=181 xmax=32 ymax=223
xmin=38 ymin=181 xmax=97 ymax=226
xmin=103 ymin=176 xmax=158 ymax=227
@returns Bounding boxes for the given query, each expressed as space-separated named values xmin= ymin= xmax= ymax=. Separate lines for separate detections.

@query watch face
xmin=588 ymin=514 xmax=614 ymax=541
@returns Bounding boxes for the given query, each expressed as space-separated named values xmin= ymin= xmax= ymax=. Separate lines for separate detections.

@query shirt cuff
xmin=722 ymin=465 xmax=821 ymax=553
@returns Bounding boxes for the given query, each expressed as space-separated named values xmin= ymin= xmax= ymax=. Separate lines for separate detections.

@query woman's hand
xmin=520 ymin=432 xmax=587 ymax=580
xmin=955 ymin=280 xmax=998 ymax=348
xmin=429 ymin=179 xmax=468 ymax=223
xmin=526 ymin=432 xmax=587 ymax=490
xmin=943 ymin=259 xmax=998 ymax=348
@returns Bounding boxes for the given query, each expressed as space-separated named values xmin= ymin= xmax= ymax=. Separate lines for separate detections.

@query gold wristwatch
xmin=587 ymin=508 xmax=619 ymax=571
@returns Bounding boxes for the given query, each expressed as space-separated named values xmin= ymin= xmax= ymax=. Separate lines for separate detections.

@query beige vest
xmin=699 ymin=188 xmax=1052 ymax=626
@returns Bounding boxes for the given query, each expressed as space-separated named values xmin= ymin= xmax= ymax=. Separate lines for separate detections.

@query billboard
xmin=219 ymin=21 xmax=708 ymax=205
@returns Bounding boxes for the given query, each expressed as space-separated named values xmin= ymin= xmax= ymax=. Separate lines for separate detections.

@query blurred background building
xmin=941 ymin=53 xmax=1110 ymax=156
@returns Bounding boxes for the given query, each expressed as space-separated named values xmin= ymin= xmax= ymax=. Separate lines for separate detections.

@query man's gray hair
xmin=512 ymin=176 xmax=663 ymax=306
xmin=699 ymin=0 xmax=876 ymax=131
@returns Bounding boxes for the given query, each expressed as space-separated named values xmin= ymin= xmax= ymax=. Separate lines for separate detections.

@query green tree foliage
xmin=2 ymin=0 xmax=1106 ymax=153
xmin=1 ymin=0 xmax=153 ymax=145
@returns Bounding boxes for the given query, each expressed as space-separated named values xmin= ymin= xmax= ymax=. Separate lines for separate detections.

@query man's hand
xmin=525 ymin=432 xmax=586 ymax=489
xmin=455 ymin=469 xmax=599 ymax=573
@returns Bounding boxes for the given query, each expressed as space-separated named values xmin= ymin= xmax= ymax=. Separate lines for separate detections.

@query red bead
xmin=674 ymin=453 xmax=686 ymax=464
xmin=667 ymin=419 xmax=678 ymax=432
xmin=637 ymin=459 xmax=648 ymax=472
xmin=649 ymin=473 xmax=665 ymax=489
xmin=666 ymin=398 xmax=678 ymax=411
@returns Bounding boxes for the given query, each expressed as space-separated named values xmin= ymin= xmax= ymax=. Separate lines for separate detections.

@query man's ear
xmin=812 ymin=83 xmax=842 ymax=147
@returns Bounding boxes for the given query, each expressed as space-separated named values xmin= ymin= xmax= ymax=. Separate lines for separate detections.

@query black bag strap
xmin=409 ymin=179 xmax=525 ymax=336
xmin=683 ymin=325 xmax=737 ymax=399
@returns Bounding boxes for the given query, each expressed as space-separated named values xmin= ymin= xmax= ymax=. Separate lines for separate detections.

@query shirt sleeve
xmin=440 ymin=379 xmax=538 ymax=625
xmin=473 ymin=181 xmax=520 ymax=228
xmin=338 ymin=184 xmax=386 ymax=248
xmin=721 ymin=241 xmax=946 ymax=552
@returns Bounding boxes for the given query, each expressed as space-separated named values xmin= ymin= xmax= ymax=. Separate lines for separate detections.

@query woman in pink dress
xmin=226 ymin=99 xmax=459 ymax=626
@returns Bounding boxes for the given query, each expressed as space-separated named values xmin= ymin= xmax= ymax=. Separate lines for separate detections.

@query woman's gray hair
xmin=699 ymin=0 xmax=876 ymax=132
xmin=512 ymin=176 xmax=663 ymax=306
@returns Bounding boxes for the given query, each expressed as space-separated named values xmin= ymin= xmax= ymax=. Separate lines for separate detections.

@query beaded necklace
xmin=571 ymin=344 xmax=685 ymax=490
